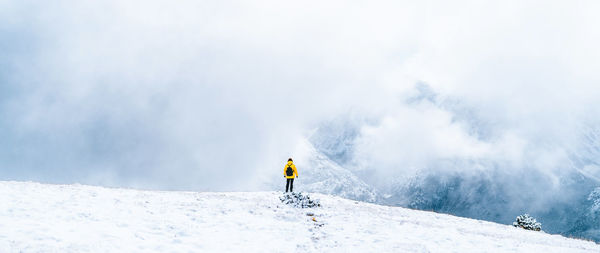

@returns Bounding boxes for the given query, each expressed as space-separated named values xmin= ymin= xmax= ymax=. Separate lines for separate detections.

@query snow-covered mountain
xmin=266 ymin=139 xmax=379 ymax=203
xmin=1 ymin=181 xmax=599 ymax=252
xmin=303 ymin=84 xmax=600 ymax=242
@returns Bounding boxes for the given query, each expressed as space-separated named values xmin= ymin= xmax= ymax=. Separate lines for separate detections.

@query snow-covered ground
xmin=1 ymin=181 xmax=598 ymax=252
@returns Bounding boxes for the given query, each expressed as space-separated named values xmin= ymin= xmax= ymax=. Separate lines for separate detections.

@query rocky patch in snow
xmin=279 ymin=192 xmax=321 ymax=208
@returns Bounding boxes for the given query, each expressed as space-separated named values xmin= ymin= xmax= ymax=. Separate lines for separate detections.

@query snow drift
xmin=0 ymin=181 xmax=598 ymax=252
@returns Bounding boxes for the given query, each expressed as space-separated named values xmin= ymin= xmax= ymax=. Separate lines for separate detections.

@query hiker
xmin=284 ymin=158 xmax=298 ymax=192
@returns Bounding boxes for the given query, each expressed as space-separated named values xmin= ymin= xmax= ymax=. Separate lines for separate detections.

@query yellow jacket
xmin=283 ymin=161 xmax=298 ymax=179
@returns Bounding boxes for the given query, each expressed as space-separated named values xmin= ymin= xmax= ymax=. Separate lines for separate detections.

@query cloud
xmin=1 ymin=0 xmax=600 ymax=195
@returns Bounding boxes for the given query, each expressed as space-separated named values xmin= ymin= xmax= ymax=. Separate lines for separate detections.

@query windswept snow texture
xmin=1 ymin=181 xmax=599 ymax=252
xmin=289 ymin=140 xmax=378 ymax=203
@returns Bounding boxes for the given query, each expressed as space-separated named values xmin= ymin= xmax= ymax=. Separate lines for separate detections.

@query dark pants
xmin=286 ymin=178 xmax=294 ymax=192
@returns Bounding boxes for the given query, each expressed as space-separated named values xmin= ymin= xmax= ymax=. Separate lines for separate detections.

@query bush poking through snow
xmin=279 ymin=192 xmax=321 ymax=208
xmin=513 ymin=214 xmax=542 ymax=231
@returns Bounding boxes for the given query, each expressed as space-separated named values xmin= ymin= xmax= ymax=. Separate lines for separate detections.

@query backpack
xmin=286 ymin=165 xmax=294 ymax=176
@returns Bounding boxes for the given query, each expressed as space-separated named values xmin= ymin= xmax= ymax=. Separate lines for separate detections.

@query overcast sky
xmin=1 ymin=0 xmax=599 ymax=191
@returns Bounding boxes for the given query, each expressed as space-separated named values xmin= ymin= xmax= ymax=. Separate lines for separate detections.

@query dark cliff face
xmin=388 ymin=169 xmax=600 ymax=241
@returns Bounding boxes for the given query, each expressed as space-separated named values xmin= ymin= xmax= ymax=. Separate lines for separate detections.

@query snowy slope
xmin=1 ymin=181 xmax=599 ymax=252
xmin=268 ymin=139 xmax=379 ymax=202
xmin=293 ymin=139 xmax=378 ymax=202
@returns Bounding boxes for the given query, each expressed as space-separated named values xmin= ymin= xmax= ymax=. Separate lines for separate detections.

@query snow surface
xmin=1 ymin=181 xmax=599 ymax=252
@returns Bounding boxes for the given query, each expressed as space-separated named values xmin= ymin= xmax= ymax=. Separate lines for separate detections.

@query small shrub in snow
xmin=279 ymin=192 xmax=320 ymax=208
xmin=513 ymin=214 xmax=542 ymax=231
